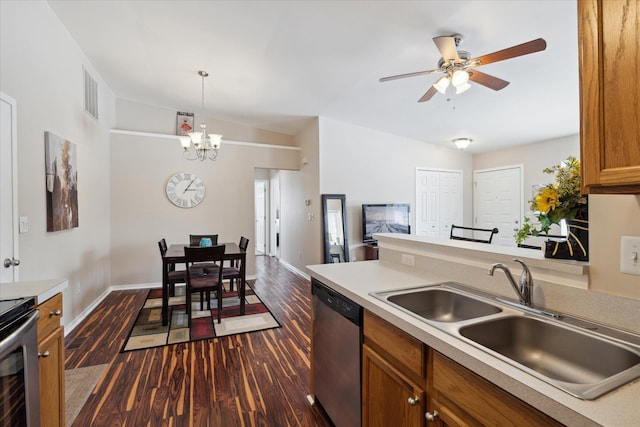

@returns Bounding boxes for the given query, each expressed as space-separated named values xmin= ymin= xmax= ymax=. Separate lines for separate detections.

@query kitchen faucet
xmin=488 ymin=259 xmax=533 ymax=307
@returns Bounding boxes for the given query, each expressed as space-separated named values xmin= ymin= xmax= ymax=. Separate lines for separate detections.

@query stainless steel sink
xmin=459 ymin=315 xmax=640 ymax=399
xmin=386 ymin=288 xmax=501 ymax=322
xmin=370 ymin=282 xmax=640 ymax=399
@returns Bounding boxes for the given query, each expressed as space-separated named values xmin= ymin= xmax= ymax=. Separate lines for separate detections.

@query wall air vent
xmin=83 ymin=67 xmax=99 ymax=120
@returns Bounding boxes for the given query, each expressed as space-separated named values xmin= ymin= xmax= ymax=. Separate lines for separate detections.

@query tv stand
xmin=364 ymin=243 xmax=379 ymax=260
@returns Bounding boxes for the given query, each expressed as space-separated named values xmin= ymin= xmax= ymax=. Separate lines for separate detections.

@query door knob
xmin=3 ymin=257 xmax=20 ymax=268
xmin=425 ymin=411 xmax=439 ymax=422
xmin=407 ymin=395 xmax=420 ymax=406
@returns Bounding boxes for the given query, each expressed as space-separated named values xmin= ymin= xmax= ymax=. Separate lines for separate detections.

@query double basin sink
xmin=371 ymin=282 xmax=640 ymax=400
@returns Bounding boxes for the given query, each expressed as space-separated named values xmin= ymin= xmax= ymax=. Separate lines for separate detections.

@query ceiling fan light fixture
xmin=451 ymin=69 xmax=469 ymax=87
xmin=452 ymin=137 xmax=473 ymax=150
xmin=455 ymin=82 xmax=471 ymax=94
xmin=433 ymin=76 xmax=450 ymax=94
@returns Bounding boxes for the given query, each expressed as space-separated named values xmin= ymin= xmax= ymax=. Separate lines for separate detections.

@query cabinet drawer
xmin=432 ymin=351 xmax=562 ymax=426
xmin=364 ymin=310 xmax=425 ymax=380
xmin=37 ymin=293 xmax=63 ymax=340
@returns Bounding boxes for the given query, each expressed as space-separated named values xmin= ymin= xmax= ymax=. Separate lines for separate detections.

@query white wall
xmin=0 ymin=1 xmax=116 ymax=325
xmin=280 ymin=118 xmax=321 ymax=273
xmin=109 ymin=101 xmax=300 ymax=286
xmin=473 ymin=134 xmax=580 ymax=213
xmin=318 ymin=117 xmax=474 ymax=260
xmin=117 ymin=98 xmax=296 ymax=146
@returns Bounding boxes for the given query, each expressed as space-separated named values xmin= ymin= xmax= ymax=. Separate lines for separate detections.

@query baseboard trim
xmin=278 ymin=259 xmax=310 ymax=281
xmin=64 ymin=277 xmax=258 ymax=336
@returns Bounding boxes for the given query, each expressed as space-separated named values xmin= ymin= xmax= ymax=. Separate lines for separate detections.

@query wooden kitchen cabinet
xmin=578 ymin=0 xmax=640 ymax=193
xmin=428 ymin=350 xmax=561 ymax=427
xmin=361 ymin=312 xmax=563 ymax=426
xmin=36 ymin=293 xmax=65 ymax=427
xmin=363 ymin=311 xmax=426 ymax=427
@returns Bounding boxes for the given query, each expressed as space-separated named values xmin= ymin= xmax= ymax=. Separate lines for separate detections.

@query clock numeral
xmin=194 ymin=194 xmax=203 ymax=203
xmin=180 ymin=199 xmax=189 ymax=208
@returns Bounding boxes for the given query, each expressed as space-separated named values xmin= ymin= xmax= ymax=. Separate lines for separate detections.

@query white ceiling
xmin=47 ymin=0 xmax=579 ymax=154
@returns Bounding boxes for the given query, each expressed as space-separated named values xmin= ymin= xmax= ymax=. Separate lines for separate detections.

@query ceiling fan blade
xmin=433 ymin=36 xmax=460 ymax=63
xmin=468 ymin=70 xmax=510 ymax=91
xmin=470 ymin=38 xmax=547 ymax=67
xmin=379 ymin=68 xmax=441 ymax=82
xmin=418 ymin=86 xmax=438 ymax=103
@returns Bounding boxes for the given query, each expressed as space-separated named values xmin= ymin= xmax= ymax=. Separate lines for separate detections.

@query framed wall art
xmin=177 ymin=111 xmax=194 ymax=136
xmin=45 ymin=131 xmax=78 ymax=232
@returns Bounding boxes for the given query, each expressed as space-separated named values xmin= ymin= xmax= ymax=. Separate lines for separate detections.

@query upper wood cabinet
xmin=578 ymin=0 xmax=640 ymax=193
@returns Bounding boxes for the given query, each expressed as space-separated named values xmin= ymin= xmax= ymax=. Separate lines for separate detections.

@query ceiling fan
xmin=379 ymin=34 xmax=547 ymax=102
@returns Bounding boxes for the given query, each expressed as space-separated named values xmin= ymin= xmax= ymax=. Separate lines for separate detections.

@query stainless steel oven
xmin=0 ymin=297 xmax=40 ymax=427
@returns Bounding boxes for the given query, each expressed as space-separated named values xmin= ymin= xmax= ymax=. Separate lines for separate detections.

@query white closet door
xmin=415 ymin=169 xmax=463 ymax=238
xmin=474 ymin=166 xmax=522 ymax=246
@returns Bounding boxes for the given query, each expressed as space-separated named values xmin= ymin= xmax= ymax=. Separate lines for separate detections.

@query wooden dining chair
xmin=158 ymin=238 xmax=186 ymax=297
xmin=223 ymin=236 xmax=249 ymax=292
xmin=189 ymin=234 xmax=219 ymax=246
xmin=184 ymin=245 xmax=226 ymax=325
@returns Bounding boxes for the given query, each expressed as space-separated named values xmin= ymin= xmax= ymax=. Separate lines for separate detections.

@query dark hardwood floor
xmin=64 ymin=256 xmax=332 ymax=427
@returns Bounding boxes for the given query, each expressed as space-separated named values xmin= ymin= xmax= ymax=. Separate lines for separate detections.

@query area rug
xmin=65 ymin=363 xmax=108 ymax=427
xmin=121 ymin=284 xmax=280 ymax=352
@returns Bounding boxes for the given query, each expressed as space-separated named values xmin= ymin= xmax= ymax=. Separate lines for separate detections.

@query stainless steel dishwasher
xmin=312 ymin=278 xmax=362 ymax=427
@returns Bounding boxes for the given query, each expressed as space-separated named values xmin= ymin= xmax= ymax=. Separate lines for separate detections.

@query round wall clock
xmin=165 ymin=172 xmax=206 ymax=208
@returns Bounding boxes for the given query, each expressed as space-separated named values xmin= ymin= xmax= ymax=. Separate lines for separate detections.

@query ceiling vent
xmin=83 ymin=67 xmax=99 ymax=120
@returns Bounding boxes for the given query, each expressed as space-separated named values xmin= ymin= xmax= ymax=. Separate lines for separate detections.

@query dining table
xmin=161 ymin=242 xmax=247 ymax=326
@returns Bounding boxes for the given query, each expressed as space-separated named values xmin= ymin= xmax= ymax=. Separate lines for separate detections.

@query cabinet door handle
xmin=38 ymin=351 xmax=51 ymax=358
xmin=407 ymin=395 xmax=420 ymax=406
xmin=425 ymin=411 xmax=439 ymax=422
xmin=50 ymin=310 xmax=62 ymax=317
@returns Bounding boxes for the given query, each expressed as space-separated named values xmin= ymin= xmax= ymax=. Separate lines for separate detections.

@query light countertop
xmin=0 ymin=278 xmax=68 ymax=303
xmin=306 ymin=260 xmax=640 ymax=427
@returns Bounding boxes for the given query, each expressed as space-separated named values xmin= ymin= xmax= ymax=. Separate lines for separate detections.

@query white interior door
xmin=415 ymin=169 xmax=463 ymax=238
xmin=254 ymin=180 xmax=267 ymax=255
xmin=270 ymin=171 xmax=280 ymax=258
xmin=474 ymin=166 xmax=522 ymax=246
xmin=416 ymin=170 xmax=439 ymax=236
xmin=1 ymin=92 xmax=19 ymax=282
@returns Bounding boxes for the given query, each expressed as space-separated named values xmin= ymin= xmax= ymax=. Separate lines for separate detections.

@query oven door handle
xmin=0 ymin=310 xmax=40 ymax=355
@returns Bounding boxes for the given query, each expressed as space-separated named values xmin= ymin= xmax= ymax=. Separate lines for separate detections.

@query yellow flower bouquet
xmin=515 ymin=156 xmax=588 ymax=245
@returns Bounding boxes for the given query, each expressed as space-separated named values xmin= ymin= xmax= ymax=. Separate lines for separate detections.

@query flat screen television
xmin=362 ymin=204 xmax=411 ymax=243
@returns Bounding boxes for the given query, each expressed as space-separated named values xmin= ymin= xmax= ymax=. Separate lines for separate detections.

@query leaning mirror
xmin=321 ymin=194 xmax=349 ymax=263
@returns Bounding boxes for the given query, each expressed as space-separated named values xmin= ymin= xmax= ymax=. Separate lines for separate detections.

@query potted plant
xmin=515 ymin=156 xmax=589 ymax=260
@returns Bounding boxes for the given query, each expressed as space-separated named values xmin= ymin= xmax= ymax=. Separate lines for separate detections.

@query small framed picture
xmin=176 ymin=111 xmax=194 ymax=136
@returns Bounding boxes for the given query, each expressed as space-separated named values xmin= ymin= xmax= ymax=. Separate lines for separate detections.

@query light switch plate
xmin=620 ymin=236 xmax=640 ymax=276
xmin=19 ymin=216 xmax=28 ymax=233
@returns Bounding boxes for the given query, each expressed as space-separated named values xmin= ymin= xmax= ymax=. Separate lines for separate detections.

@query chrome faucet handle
xmin=513 ymin=259 xmax=532 ymax=285
xmin=512 ymin=258 xmax=533 ymax=306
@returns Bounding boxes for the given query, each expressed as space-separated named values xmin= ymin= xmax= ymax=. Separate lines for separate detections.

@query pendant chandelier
xmin=179 ymin=70 xmax=222 ymax=161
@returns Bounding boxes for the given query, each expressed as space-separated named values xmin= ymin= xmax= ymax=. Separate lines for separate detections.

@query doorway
xmin=473 ymin=165 xmax=523 ymax=246
xmin=1 ymin=92 xmax=19 ymax=283
xmin=255 ymin=180 xmax=268 ymax=255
